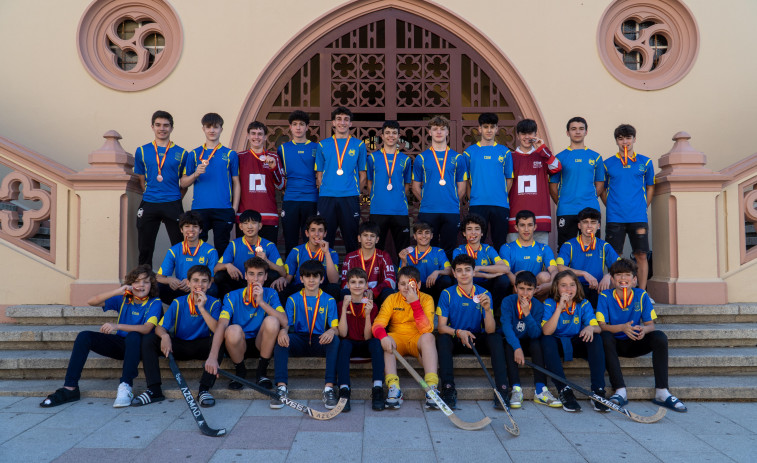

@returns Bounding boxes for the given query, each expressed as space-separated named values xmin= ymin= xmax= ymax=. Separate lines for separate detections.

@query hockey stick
xmin=393 ymin=350 xmax=491 ymax=431
xmin=470 ymin=344 xmax=519 ymax=436
xmin=217 ymin=369 xmax=346 ymax=420
xmin=524 ymin=360 xmax=666 ymax=424
xmin=167 ymin=354 xmax=226 ymax=437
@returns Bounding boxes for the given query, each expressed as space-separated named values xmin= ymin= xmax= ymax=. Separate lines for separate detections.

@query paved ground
xmin=0 ymin=394 xmax=755 ymax=463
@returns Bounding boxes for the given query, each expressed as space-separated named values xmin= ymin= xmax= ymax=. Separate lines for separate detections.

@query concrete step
xmin=5 ymin=306 xmax=116 ymax=326
xmin=2 ymin=347 xmax=755 ymax=380
xmin=655 ymin=304 xmax=757 ymax=324
xmin=2 ymin=375 xmax=756 ymax=402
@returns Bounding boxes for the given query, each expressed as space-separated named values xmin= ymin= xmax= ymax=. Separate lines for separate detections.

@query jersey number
xmin=517 ymin=175 xmax=537 ymax=194
xmin=249 ymin=174 xmax=266 ymax=192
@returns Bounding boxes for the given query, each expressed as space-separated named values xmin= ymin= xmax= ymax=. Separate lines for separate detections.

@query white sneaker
xmin=510 ymin=385 xmax=523 ymax=409
xmin=113 ymin=382 xmax=133 ymax=408
xmin=534 ymin=385 xmax=562 ymax=408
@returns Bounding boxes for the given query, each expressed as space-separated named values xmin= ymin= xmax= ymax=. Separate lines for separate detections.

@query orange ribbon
xmin=432 ymin=146 xmax=450 ymax=184
xmin=348 ymin=302 xmax=365 ymax=318
xmin=199 ymin=143 xmax=221 ymax=165
xmin=124 ymin=289 xmax=148 ymax=304
xmin=332 ymin=136 xmax=352 ymax=173
xmin=579 ymin=233 xmax=596 ymax=252
xmin=620 ymin=146 xmax=636 ymax=167
xmin=465 ymin=244 xmax=480 ymax=259
xmin=562 ymin=301 xmax=577 ymax=315
xmin=188 ymin=294 xmax=198 ymax=316
xmin=458 ymin=285 xmax=476 ymax=300
xmin=242 ymin=236 xmax=262 ymax=254
xmin=153 ymin=140 xmax=173 ymax=178
xmin=303 ymin=290 xmax=323 ymax=344
xmin=613 ymin=288 xmax=634 ymax=309
xmin=382 ymin=147 xmax=399 ymax=188
xmin=407 ymin=246 xmax=431 ymax=265
xmin=305 ymin=243 xmax=324 ymax=261
xmin=182 ymin=240 xmax=201 ymax=256
xmin=359 ymin=249 xmax=377 ymax=275
xmin=243 ymin=284 xmax=259 ymax=307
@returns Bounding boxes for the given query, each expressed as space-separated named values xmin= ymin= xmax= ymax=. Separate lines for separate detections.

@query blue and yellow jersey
xmin=499 ymin=294 xmax=544 ymax=349
xmin=603 ymin=153 xmax=655 ymax=223
xmin=542 ymin=298 xmax=598 ymax=337
xmin=499 ymin=240 xmax=556 ymax=275
xmin=219 ymin=236 xmax=282 ymax=274
xmin=285 ymin=290 xmax=338 ymax=337
xmin=399 ymin=246 xmax=450 ymax=283
xmin=550 ymin=147 xmax=604 ymax=216
xmin=220 ymin=286 xmax=282 ymax=339
xmin=412 ymin=148 xmax=467 ymax=213
xmin=464 ymin=143 xmax=514 ymax=208
xmin=185 ymin=145 xmax=239 ymax=210
xmin=158 ymin=240 xmax=218 ymax=280
xmin=436 ymin=284 xmax=491 ymax=334
xmin=103 ymin=295 xmax=162 ymax=337
xmin=596 ymin=288 xmax=656 ymax=339
xmin=316 ymin=136 xmax=367 ymax=197
xmin=557 ymin=237 xmax=619 ymax=285
xmin=134 ymin=142 xmax=187 ymax=203
xmin=278 ymin=140 xmax=319 ymax=202
xmin=367 ymin=149 xmax=412 ymax=215
xmin=284 ymin=244 xmax=339 ymax=285
xmin=452 ymin=243 xmax=502 ymax=284
xmin=160 ymin=294 xmax=221 ymax=341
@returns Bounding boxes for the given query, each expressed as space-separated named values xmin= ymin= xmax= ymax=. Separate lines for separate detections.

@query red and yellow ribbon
xmin=432 ymin=146 xmax=450 ymax=184
xmin=332 ymin=136 xmax=352 ymax=173
xmin=613 ymin=288 xmax=634 ymax=309
xmin=303 ymin=290 xmax=323 ymax=344
xmin=199 ymin=143 xmax=221 ymax=164
xmin=243 ymin=284 xmax=259 ymax=307
xmin=579 ymin=233 xmax=596 ymax=252
xmin=153 ymin=140 xmax=173 ymax=178
xmin=182 ymin=240 xmax=201 ymax=256
xmin=382 ymin=147 xmax=399 ymax=188
xmin=408 ymin=246 xmax=431 ymax=265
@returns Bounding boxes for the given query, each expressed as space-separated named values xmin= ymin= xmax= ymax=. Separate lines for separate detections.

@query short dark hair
xmin=577 ymin=207 xmax=601 ymax=222
xmin=451 ymin=254 xmax=476 ymax=270
xmin=201 ymin=113 xmax=224 ymax=127
xmin=187 ymin=265 xmax=212 ymax=281
xmin=397 ymin=265 xmax=421 ymax=283
xmin=382 ymin=120 xmax=400 ymax=132
xmin=550 ymin=270 xmax=585 ymax=303
xmin=609 ymin=258 xmax=638 ymax=277
xmin=516 ymin=119 xmax=537 ymax=134
xmin=332 ymin=106 xmax=353 ymax=120
xmin=239 ymin=209 xmax=262 ymax=224
xmin=515 ymin=271 xmax=537 ymax=288
xmin=305 ymin=215 xmax=327 ymax=231
xmin=124 ymin=264 xmax=159 ymax=298
xmin=566 ymin=116 xmax=587 ymax=131
xmin=359 ymin=221 xmax=380 ymax=236
xmin=460 ymin=214 xmax=486 ymax=233
xmin=413 ymin=222 xmax=432 ymax=234
xmin=515 ymin=210 xmax=536 ymax=225
xmin=179 ymin=211 xmax=202 ymax=228
xmin=428 ymin=115 xmax=450 ymax=129
xmin=299 ymin=259 xmax=325 ymax=278
xmin=614 ymin=124 xmax=636 ymax=139
xmin=345 ymin=267 xmax=368 ymax=283
xmin=247 ymin=121 xmax=268 ymax=135
xmin=244 ymin=256 xmax=269 ymax=271
xmin=151 ymin=110 xmax=173 ymax=126
xmin=478 ymin=113 xmax=498 ymax=126
xmin=289 ymin=110 xmax=310 ymax=125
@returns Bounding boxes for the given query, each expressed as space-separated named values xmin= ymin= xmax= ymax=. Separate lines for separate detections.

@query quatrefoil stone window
xmin=597 ymin=0 xmax=699 ymax=90
xmin=77 ymin=0 xmax=183 ymax=91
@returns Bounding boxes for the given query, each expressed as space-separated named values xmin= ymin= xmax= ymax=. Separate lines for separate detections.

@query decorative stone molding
xmin=77 ymin=0 xmax=183 ymax=91
xmin=597 ymin=0 xmax=699 ymax=90
xmin=0 ymin=172 xmax=52 ymax=240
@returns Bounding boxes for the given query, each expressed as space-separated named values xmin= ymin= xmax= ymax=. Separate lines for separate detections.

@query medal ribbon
xmin=620 ymin=146 xmax=637 ymax=167
xmin=123 ymin=289 xmax=148 ymax=304
xmin=243 ymin=284 xmax=259 ymax=308
xmin=302 ymin=290 xmax=323 ymax=344
xmin=349 ymin=302 xmax=365 ymax=318
xmin=188 ymin=294 xmax=198 ymax=316
xmin=432 ymin=146 xmax=450 ymax=184
xmin=306 ymin=243 xmax=324 ymax=261
xmin=359 ymin=249 xmax=377 ymax=275
xmin=243 ymin=236 xmax=262 ymax=254
xmin=408 ymin=246 xmax=431 ymax=265
xmin=458 ymin=285 xmax=476 ymax=300
xmin=382 ymin=147 xmax=399 ymax=187
xmin=579 ymin=233 xmax=596 ymax=252
xmin=333 ymin=136 xmax=352 ymax=173
xmin=199 ymin=143 xmax=221 ymax=164
xmin=250 ymin=150 xmax=265 ymax=161
xmin=613 ymin=288 xmax=634 ymax=309
xmin=153 ymin=140 xmax=173 ymax=178
xmin=182 ymin=240 xmax=201 ymax=256
xmin=465 ymin=244 xmax=480 ymax=259
xmin=516 ymin=299 xmax=527 ymax=319
xmin=562 ymin=301 xmax=577 ymax=315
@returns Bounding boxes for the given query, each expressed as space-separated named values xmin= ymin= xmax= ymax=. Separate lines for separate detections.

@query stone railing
xmin=0 ymin=132 xmax=141 ymax=306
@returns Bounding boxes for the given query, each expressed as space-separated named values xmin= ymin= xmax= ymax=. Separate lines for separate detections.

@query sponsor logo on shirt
xmin=575 ymin=158 xmax=583 ymax=163
xmin=532 ymin=161 xmax=542 ymax=169
xmin=393 ymin=307 xmax=405 ymax=312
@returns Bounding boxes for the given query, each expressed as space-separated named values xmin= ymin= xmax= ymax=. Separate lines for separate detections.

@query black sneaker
xmin=493 ymin=390 xmax=510 ymax=411
xmin=323 ymin=388 xmax=338 ymax=410
xmin=371 ymin=385 xmax=385 ymax=411
xmin=339 ymin=387 xmax=351 ymax=412
xmin=559 ymin=387 xmax=581 ymax=412
xmin=257 ymin=376 xmax=273 ymax=390
xmin=593 ymin=388 xmax=610 ymax=412
xmin=441 ymin=384 xmax=457 ymax=409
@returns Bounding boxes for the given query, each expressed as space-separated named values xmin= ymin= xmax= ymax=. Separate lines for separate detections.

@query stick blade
xmin=493 ymin=391 xmax=520 ymax=436
xmin=629 ymin=406 xmax=667 ymax=424
xmin=200 ymin=424 xmax=227 ymax=437
xmin=449 ymin=414 xmax=492 ymax=431
xmin=309 ymin=397 xmax=348 ymax=421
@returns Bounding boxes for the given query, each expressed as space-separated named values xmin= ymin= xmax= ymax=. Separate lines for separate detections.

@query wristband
xmin=372 ymin=325 xmax=388 ymax=340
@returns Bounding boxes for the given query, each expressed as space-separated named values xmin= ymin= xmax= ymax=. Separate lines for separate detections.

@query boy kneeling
xmin=133 ymin=265 xmax=223 ymax=407
xmin=336 ymin=268 xmax=386 ymax=412
xmin=372 ymin=266 xmax=438 ymax=409
xmin=597 ymin=259 xmax=686 ymax=412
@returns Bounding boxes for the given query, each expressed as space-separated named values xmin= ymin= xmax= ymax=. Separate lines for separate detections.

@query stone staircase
xmin=1 ymin=304 xmax=756 ymax=402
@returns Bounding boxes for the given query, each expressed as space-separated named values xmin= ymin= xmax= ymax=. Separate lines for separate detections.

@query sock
xmin=655 ymin=388 xmax=671 ymax=402
xmin=424 ymin=373 xmax=439 ymax=388
xmin=373 ymin=380 xmax=382 ymax=388
xmin=340 ymin=384 xmax=349 ymax=390
xmin=235 ymin=361 xmax=247 ymax=376
xmin=385 ymin=374 xmax=400 ymax=389
xmin=324 ymin=386 xmax=333 ymax=392
xmin=257 ymin=357 xmax=270 ymax=375
xmin=534 ymin=382 xmax=544 ymax=392
xmin=615 ymin=387 xmax=627 ymax=399
xmin=148 ymin=385 xmax=162 ymax=396
xmin=198 ymin=385 xmax=209 ymax=394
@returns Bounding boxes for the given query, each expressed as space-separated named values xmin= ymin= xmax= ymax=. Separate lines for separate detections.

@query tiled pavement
xmin=0 ymin=395 xmax=755 ymax=462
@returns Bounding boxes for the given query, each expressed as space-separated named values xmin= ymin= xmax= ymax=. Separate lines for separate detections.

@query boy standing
xmin=597 ymin=259 xmax=686 ymax=412
xmin=398 ymin=222 xmax=453 ymax=303
xmin=181 ymin=113 xmax=240 ymax=256
xmin=237 ymin=121 xmax=284 ymax=244
xmin=340 ymin=221 xmax=396 ymax=308
xmin=133 ymin=265 xmax=223 ymax=407
xmin=508 ymin=119 xmax=561 ymax=244
xmin=157 ymin=211 xmax=219 ymax=304
xmin=336 ymin=268 xmax=386 ymax=411
xmin=372 ymin=266 xmax=439 ymax=409
xmin=412 ymin=116 xmax=467 ymax=258
xmin=316 ymin=106 xmax=367 ymax=253
xmin=278 ymin=110 xmax=320 ymax=255
xmin=134 ymin=110 xmax=187 ymax=266
xmin=366 ymin=120 xmax=413 ymax=256
xmin=273 ymin=259 xmax=341 ymax=409
xmin=550 ymin=117 xmax=605 ymax=249
xmin=464 ymin=113 xmax=514 ymax=250
xmin=500 ymin=210 xmax=558 ymax=297
xmin=436 ymin=255 xmax=509 ymax=409
xmin=602 ymin=124 xmax=655 ymax=290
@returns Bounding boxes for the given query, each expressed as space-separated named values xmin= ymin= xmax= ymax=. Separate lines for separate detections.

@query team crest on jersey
xmin=311 ymin=149 xmax=317 ymax=157
xmin=588 ymin=159 xmax=595 ymax=165
xmin=199 ymin=257 xmax=206 ymax=264
xmin=349 ymin=149 xmax=356 ymax=157
xmin=533 ymin=161 xmax=542 ymax=168
xmin=516 ymin=321 xmax=526 ymax=333
xmin=573 ymin=316 xmax=580 ymax=324
xmin=498 ymin=155 xmax=504 ymax=163
xmin=639 ymin=165 xmax=645 ymax=172
xmin=537 ymin=256 xmax=543 ymax=263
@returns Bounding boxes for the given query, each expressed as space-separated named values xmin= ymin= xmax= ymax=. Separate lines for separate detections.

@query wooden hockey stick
xmin=168 ymin=354 xmax=226 ymax=437
xmin=217 ymin=369 xmax=346 ymax=420
xmin=393 ymin=350 xmax=491 ymax=431
xmin=524 ymin=360 xmax=666 ymax=423
xmin=470 ymin=344 xmax=519 ymax=436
